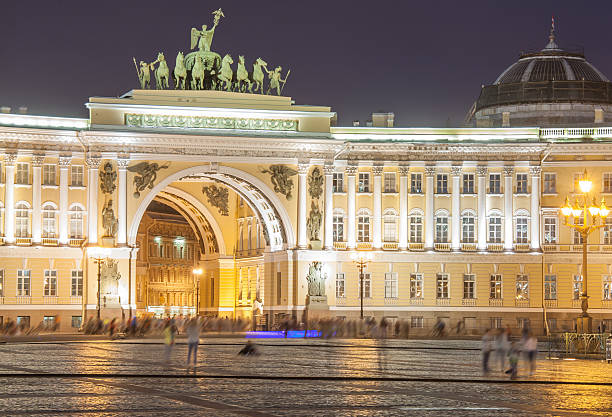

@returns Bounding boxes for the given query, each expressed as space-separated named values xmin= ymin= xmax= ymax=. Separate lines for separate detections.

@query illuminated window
xmin=604 ymin=276 xmax=612 ymax=301
xmin=44 ymin=270 xmax=57 ymax=296
xmin=42 ymin=203 xmax=57 ymax=238
xmin=436 ymin=273 xmax=449 ymax=299
xmin=490 ymin=274 xmax=502 ymax=299
xmin=516 ymin=274 xmax=529 ymax=300
xmin=544 ymin=217 xmax=557 ymax=243
xmin=15 ymin=202 xmax=30 ymax=238
xmin=42 ymin=164 xmax=56 ymax=186
xmin=335 ymin=273 xmax=345 ymax=298
xmin=604 ymin=217 xmax=612 ymax=245
xmin=573 ymin=275 xmax=583 ymax=300
xmin=545 ymin=275 xmax=557 ymax=300
xmin=332 ymin=173 xmax=343 ymax=193
xmin=488 ymin=215 xmax=502 ymax=243
xmin=410 ymin=173 xmax=422 ymax=193
xmin=463 ymin=274 xmax=475 ymax=299
xmin=410 ymin=273 xmax=423 ymax=299
xmin=384 ymin=272 xmax=398 ymax=298
xmin=333 ymin=211 xmax=344 ymax=242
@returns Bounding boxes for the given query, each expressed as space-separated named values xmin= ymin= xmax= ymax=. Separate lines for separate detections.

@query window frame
xmin=335 ymin=272 xmax=345 ymax=298
xmin=434 ymin=214 xmax=449 ymax=243
xmin=516 ymin=274 xmax=529 ymax=300
xmin=462 ymin=173 xmax=475 ymax=194
xmin=71 ymin=270 xmax=83 ymax=297
xmin=436 ymin=273 xmax=449 ymax=299
xmin=384 ymin=272 xmax=398 ymax=298
xmin=543 ymin=172 xmax=556 ymax=194
xmin=357 ymin=213 xmax=370 ymax=243
xmin=17 ymin=270 xmax=31 ymax=296
xmin=358 ymin=272 xmax=371 ymax=298
xmin=573 ymin=274 xmax=583 ymax=300
xmin=461 ymin=212 xmax=476 ymax=243
xmin=463 ymin=274 xmax=475 ymax=299
xmin=436 ymin=173 xmax=448 ymax=194
xmin=409 ymin=214 xmax=423 ymax=243
xmin=410 ymin=173 xmax=422 ymax=194
xmin=489 ymin=274 xmax=502 ymax=299
xmin=15 ymin=163 xmax=29 ymax=185
xmin=409 ymin=273 xmax=423 ymax=299
xmin=488 ymin=215 xmax=502 ymax=243
xmin=42 ymin=164 xmax=56 ymax=186
xmin=516 ymin=173 xmax=528 ymax=194
xmin=383 ymin=172 xmax=396 ymax=193
xmin=603 ymin=275 xmax=612 ymax=301
xmin=488 ymin=173 xmax=501 ymax=194
xmin=544 ymin=274 xmax=557 ymax=300
xmin=358 ymin=172 xmax=370 ymax=193
xmin=544 ymin=216 xmax=558 ymax=244
xmin=44 ymin=270 xmax=58 ymax=296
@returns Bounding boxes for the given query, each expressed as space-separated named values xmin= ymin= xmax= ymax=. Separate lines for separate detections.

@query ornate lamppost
xmin=193 ymin=268 xmax=203 ymax=316
xmin=350 ymin=252 xmax=373 ymax=320
xmin=560 ymin=170 xmax=610 ymax=333
xmin=88 ymin=247 xmax=111 ymax=320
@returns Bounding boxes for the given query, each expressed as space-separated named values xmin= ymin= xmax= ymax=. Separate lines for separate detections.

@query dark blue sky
xmin=1 ymin=1 xmax=610 ymax=127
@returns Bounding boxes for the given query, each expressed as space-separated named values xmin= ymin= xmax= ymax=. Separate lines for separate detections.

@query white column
xmin=372 ymin=165 xmax=383 ymax=249
xmin=297 ymin=163 xmax=309 ymax=249
xmin=424 ymin=167 xmax=435 ymax=250
xmin=346 ymin=166 xmax=357 ymax=249
xmin=3 ymin=154 xmax=17 ymax=244
xmin=86 ymin=157 xmax=101 ymax=245
xmin=399 ymin=167 xmax=409 ymax=250
xmin=503 ymin=166 xmax=514 ymax=251
xmin=477 ymin=167 xmax=487 ymax=251
xmin=31 ymin=155 xmax=44 ymax=244
xmin=451 ymin=166 xmax=461 ymax=251
xmin=117 ymin=158 xmax=129 ymax=245
xmin=58 ymin=156 xmax=71 ymax=245
xmin=324 ymin=165 xmax=334 ymax=250
xmin=530 ymin=166 xmax=541 ymax=251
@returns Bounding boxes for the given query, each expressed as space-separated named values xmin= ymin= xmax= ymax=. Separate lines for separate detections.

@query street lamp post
xmin=88 ymin=247 xmax=111 ymax=321
xmin=350 ymin=252 xmax=373 ymax=320
xmin=560 ymin=170 xmax=610 ymax=333
xmin=193 ymin=268 xmax=203 ymax=316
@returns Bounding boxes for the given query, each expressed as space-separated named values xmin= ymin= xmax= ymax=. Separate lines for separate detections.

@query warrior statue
xmin=191 ymin=8 xmax=224 ymax=52
xmin=266 ymin=66 xmax=290 ymax=96
xmin=133 ymin=58 xmax=154 ymax=89
xmin=102 ymin=199 xmax=118 ymax=237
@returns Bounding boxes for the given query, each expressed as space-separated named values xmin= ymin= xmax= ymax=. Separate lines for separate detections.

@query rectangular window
xmin=543 ymin=173 xmax=556 ymax=193
xmin=488 ymin=217 xmax=502 ymax=243
xmin=515 ymin=217 xmax=529 ymax=243
xmin=384 ymin=272 xmax=398 ymax=298
xmin=603 ymin=276 xmax=612 ymax=301
xmin=516 ymin=173 xmax=528 ymax=193
xmin=357 ymin=216 xmax=370 ymax=242
xmin=333 ymin=215 xmax=344 ymax=242
xmin=490 ymin=274 xmax=502 ymax=299
xmin=358 ymin=173 xmax=370 ymax=193
xmin=462 ymin=173 xmax=475 ymax=194
xmin=358 ymin=273 xmax=371 ymax=298
xmin=604 ymin=173 xmax=612 ymax=194
xmin=0 ymin=269 xmax=3 ymax=297
xmin=516 ymin=274 xmax=529 ymax=300
xmin=17 ymin=316 xmax=30 ymax=328
xmin=335 ymin=273 xmax=345 ymax=298
xmin=463 ymin=274 xmax=475 ymax=299
xmin=436 ymin=174 xmax=448 ymax=194
xmin=411 ymin=316 xmax=424 ymax=328
xmin=71 ymin=316 xmax=82 ymax=328
xmin=490 ymin=317 xmax=502 ymax=329
xmin=410 ymin=216 xmax=423 ymax=243
xmin=71 ymin=270 xmax=83 ymax=297
xmin=436 ymin=273 xmax=449 ymax=299
xmin=544 ymin=217 xmax=557 ymax=243
xmin=462 ymin=215 xmax=475 ymax=243
xmin=410 ymin=273 xmax=423 ymax=299
xmin=383 ymin=217 xmax=396 ymax=242
xmin=574 ymin=218 xmax=584 ymax=244
xmin=42 ymin=164 xmax=56 ymax=185
xmin=517 ymin=318 xmax=530 ymax=329
xmin=489 ymin=173 xmax=501 ymax=194
xmin=44 ymin=270 xmax=57 ymax=296
xmin=544 ymin=275 xmax=557 ymax=300
xmin=435 ymin=216 xmax=448 ymax=243
xmin=384 ymin=172 xmax=396 ymax=193
xmin=410 ymin=173 xmax=422 ymax=193
xmin=332 ymin=173 xmax=344 ymax=193
xmin=17 ymin=270 xmax=30 ymax=296
xmin=16 ymin=163 xmax=29 ymax=184
xmin=71 ymin=165 xmax=84 ymax=186
xmin=604 ymin=218 xmax=612 ymax=245
xmin=573 ymin=275 xmax=583 ymax=300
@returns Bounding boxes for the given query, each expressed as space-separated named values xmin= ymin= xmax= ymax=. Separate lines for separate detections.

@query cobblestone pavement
xmin=0 ymin=338 xmax=611 ymax=416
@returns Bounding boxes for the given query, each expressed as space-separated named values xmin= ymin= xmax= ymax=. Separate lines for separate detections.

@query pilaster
xmin=58 ymin=155 xmax=71 ymax=245
xmin=345 ymin=165 xmax=357 ymax=249
xmin=117 ymin=157 xmax=130 ymax=245
xmin=297 ymin=163 xmax=309 ymax=249
xmin=372 ymin=165 xmax=383 ymax=249
xmin=3 ymin=154 xmax=17 ymax=243
xmin=450 ymin=166 xmax=461 ymax=251
xmin=477 ymin=166 xmax=488 ymax=251
xmin=530 ymin=166 xmax=541 ymax=251
xmin=424 ymin=166 xmax=436 ymax=250
xmin=323 ymin=164 xmax=334 ymax=250
xmin=503 ymin=166 xmax=514 ymax=251
xmin=86 ymin=156 xmax=102 ymax=245
xmin=31 ymin=154 xmax=45 ymax=244
xmin=398 ymin=166 xmax=409 ymax=250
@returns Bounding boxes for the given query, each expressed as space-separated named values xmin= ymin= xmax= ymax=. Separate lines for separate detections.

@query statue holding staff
xmin=190 ymin=8 xmax=224 ymax=52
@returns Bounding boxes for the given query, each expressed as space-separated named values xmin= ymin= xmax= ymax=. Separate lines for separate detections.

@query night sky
xmin=1 ymin=1 xmax=611 ymax=127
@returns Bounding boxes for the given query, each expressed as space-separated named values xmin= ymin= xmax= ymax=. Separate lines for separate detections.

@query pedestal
xmin=305 ymin=295 xmax=329 ymax=321
xmin=101 ymin=236 xmax=115 ymax=247
xmin=309 ymin=240 xmax=322 ymax=250
xmin=577 ymin=316 xmax=592 ymax=334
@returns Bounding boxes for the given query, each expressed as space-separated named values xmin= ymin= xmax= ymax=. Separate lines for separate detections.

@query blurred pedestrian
xmin=481 ymin=329 xmax=494 ymax=374
xmin=186 ymin=318 xmax=201 ymax=368
xmin=505 ymin=342 xmax=520 ymax=379
xmin=495 ymin=328 xmax=510 ymax=372
xmin=523 ymin=332 xmax=538 ymax=376
xmin=238 ymin=340 xmax=259 ymax=356
xmin=163 ymin=320 xmax=177 ymax=364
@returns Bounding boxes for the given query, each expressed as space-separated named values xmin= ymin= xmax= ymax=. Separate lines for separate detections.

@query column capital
xmin=398 ymin=166 xmax=410 ymax=176
xmin=372 ymin=165 xmax=384 ymax=176
xmin=4 ymin=153 xmax=17 ymax=166
xmin=476 ymin=166 xmax=488 ymax=177
xmin=424 ymin=166 xmax=436 ymax=177
xmin=502 ymin=166 xmax=515 ymax=177
xmin=32 ymin=154 xmax=45 ymax=167
xmin=117 ymin=158 xmax=130 ymax=169
xmin=450 ymin=166 xmax=462 ymax=176
xmin=323 ymin=164 xmax=335 ymax=175
xmin=345 ymin=165 xmax=357 ymax=176
xmin=297 ymin=163 xmax=309 ymax=175
xmin=529 ymin=166 xmax=542 ymax=177
xmin=59 ymin=155 xmax=72 ymax=167
xmin=85 ymin=156 xmax=102 ymax=169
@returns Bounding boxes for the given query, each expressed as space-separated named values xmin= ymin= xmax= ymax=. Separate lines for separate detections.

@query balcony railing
xmin=489 ymin=298 xmax=503 ymax=307
xmin=462 ymin=298 xmax=476 ymax=306
xmin=69 ymin=238 xmax=85 ymax=247
xmin=357 ymin=242 xmax=372 ymax=250
xmin=382 ymin=242 xmax=398 ymax=251
xmin=572 ymin=299 xmax=582 ymax=308
xmin=43 ymin=296 xmax=59 ymax=304
xmin=409 ymin=298 xmax=424 ymax=305
xmin=42 ymin=237 xmax=58 ymax=246
xmin=70 ymin=296 xmax=83 ymax=304
xmin=515 ymin=244 xmax=530 ymax=252
xmin=461 ymin=243 xmax=477 ymax=252
xmin=409 ymin=242 xmax=424 ymax=251
xmin=0 ymin=296 xmax=85 ymax=305
xmin=542 ymin=244 xmax=612 ymax=253
xmin=544 ymin=299 xmax=557 ymax=308
xmin=542 ymin=244 xmax=558 ymax=252
xmin=436 ymin=298 xmax=450 ymax=306
xmin=333 ymin=241 xmax=347 ymax=250
xmin=16 ymin=296 xmax=31 ymax=304
xmin=434 ymin=242 xmax=450 ymax=251
xmin=515 ymin=299 xmax=530 ymax=308
xmin=487 ymin=243 xmax=504 ymax=252
xmin=16 ymin=237 xmax=31 ymax=245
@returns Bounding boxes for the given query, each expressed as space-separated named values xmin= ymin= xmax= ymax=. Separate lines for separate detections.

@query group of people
xmin=482 ymin=327 xmax=538 ymax=379
xmin=0 ymin=317 xmax=60 ymax=336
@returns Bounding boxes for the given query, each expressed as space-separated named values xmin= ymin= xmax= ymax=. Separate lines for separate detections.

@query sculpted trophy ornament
xmin=127 ymin=162 xmax=170 ymax=198
xmin=202 ymin=184 xmax=230 ymax=216
xmin=100 ymin=258 xmax=121 ymax=305
xmin=260 ymin=165 xmax=298 ymax=200
xmin=306 ymin=261 xmax=327 ymax=297
xmin=99 ymin=162 xmax=117 ymax=194
xmin=308 ymin=167 xmax=324 ymax=200
xmin=102 ymin=200 xmax=118 ymax=238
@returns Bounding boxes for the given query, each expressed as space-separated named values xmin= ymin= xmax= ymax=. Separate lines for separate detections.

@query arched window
xmin=357 ymin=208 xmax=371 ymax=242
xmin=15 ymin=202 xmax=30 ymax=238
xmin=42 ymin=203 xmax=57 ymax=238
xmin=383 ymin=208 xmax=397 ymax=242
xmin=515 ymin=209 xmax=529 ymax=244
xmin=461 ymin=210 xmax=476 ymax=243
xmin=488 ymin=210 xmax=502 ymax=243
xmin=69 ymin=205 xmax=85 ymax=239
xmin=409 ymin=209 xmax=423 ymax=243
xmin=434 ymin=209 xmax=449 ymax=243
xmin=333 ymin=208 xmax=345 ymax=242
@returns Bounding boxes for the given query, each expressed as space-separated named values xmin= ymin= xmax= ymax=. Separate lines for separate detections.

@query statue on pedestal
xmin=102 ymin=200 xmax=118 ymax=238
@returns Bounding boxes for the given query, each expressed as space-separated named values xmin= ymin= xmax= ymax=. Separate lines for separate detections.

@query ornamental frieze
xmin=125 ymin=113 xmax=298 ymax=132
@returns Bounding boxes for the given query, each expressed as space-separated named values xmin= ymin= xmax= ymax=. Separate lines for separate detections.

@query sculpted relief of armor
xmin=101 ymin=258 xmax=121 ymax=302
xmin=99 ymin=162 xmax=117 ymax=194
xmin=260 ymin=164 xmax=298 ymax=200
xmin=308 ymin=167 xmax=324 ymax=200
xmin=127 ymin=162 xmax=169 ymax=198
xmin=306 ymin=261 xmax=327 ymax=297
xmin=202 ymin=184 xmax=229 ymax=216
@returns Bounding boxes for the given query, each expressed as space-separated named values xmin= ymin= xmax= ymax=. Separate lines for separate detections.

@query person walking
xmin=523 ymin=332 xmax=538 ymax=376
xmin=495 ymin=328 xmax=510 ymax=372
xmin=186 ymin=318 xmax=201 ymax=368
xmin=163 ymin=320 xmax=177 ymax=365
xmin=505 ymin=342 xmax=520 ymax=379
xmin=481 ymin=329 xmax=493 ymax=374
